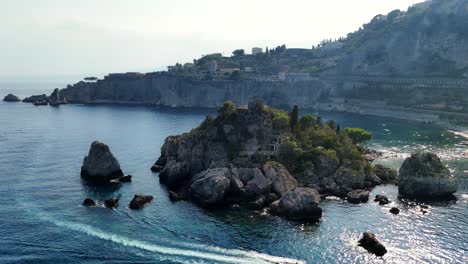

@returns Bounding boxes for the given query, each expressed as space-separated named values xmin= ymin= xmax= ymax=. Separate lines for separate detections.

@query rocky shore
xmin=151 ymin=100 xmax=399 ymax=221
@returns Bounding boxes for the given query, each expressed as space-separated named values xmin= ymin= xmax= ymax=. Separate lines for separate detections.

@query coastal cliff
xmin=54 ymin=73 xmax=325 ymax=108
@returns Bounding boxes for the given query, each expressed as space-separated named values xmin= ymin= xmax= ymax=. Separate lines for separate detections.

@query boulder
xmin=23 ymin=94 xmax=48 ymax=103
xmin=374 ymin=195 xmax=390 ymax=205
xmin=81 ymin=141 xmax=124 ymax=184
xmin=262 ymin=162 xmax=297 ymax=196
xmin=331 ymin=167 xmax=366 ymax=196
xmin=270 ymin=188 xmax=322 ymax=221
xmin=104 ymin=197 xmax=119 ymax=209
xmin=82 ymin=198 xmax=96 ymax=206
xmin=242 ymin=168 xmax=272 ymax=200
xmin=399 ymin=152 xmax=458 ymax=198
xmin=189 ymin=168 xmax=231 ymax=206
xmin=358 ymin=232 xmax=387 ymax=257
xmin=374 ymin=164 xmax=398 ymax=183
xmin=390 ymin=207 xmax=400 ymax=215
xmin=129 ymin=194 xmax=154 ymax=209
xmin=346 ymin=190 xmax=370 ymax=204
xmin=159 ymin=160 xmax=189 ymax=189
xmin=3 ymin=94 xmax=20 ymax=102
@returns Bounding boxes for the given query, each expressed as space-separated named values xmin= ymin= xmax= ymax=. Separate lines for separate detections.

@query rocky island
xmin=399 ymin=152 xmax=458 ymax=199
xmin=3 ymin=94 xmax=21 ymax=102
xmin=152 ymin=100 xmax=397 ymax=220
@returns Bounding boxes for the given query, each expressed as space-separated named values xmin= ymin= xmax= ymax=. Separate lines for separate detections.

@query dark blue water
xmin=1 ymin=87 xmax=467 ymax=263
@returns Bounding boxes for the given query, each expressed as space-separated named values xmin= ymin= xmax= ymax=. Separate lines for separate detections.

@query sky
xmin=0 ymin=0 xmax=425 ymax=81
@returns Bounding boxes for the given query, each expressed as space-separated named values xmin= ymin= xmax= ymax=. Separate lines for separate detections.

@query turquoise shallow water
xmin=0 ymin=87 xmax=467 ymax=264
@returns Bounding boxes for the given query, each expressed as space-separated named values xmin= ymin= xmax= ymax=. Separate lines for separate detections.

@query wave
xmin=26 ymin=206 xmax=304 ymax=264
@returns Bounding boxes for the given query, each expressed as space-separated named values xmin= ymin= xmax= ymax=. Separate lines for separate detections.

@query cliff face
xmin=58 ymin=74 xmax=326 ymax=108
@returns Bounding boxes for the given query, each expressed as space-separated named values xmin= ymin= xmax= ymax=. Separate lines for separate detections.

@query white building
xmin=252 ymin=47 xmax=263 ymax=55
xmin=209 ymin=61 xmax=218 ymax=73
xmin=244 ymin=66 xmax=254 ymax=72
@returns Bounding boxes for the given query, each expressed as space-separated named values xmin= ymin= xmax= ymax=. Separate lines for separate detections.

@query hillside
xmin=329 ymin=0 xmax=468 ymax=77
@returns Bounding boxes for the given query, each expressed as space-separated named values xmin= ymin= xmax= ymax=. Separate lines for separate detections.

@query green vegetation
xmin=218 ymin=100 xmax=236 ymax=117
xmin=343 ymin=128 xmax=373 ymax=144
xmin=276 ymin=106 xmax=372 ymax=174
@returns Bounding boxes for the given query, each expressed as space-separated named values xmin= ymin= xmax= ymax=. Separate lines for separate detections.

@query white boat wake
xmin=25 ymin=205 xmax=305 ymax=264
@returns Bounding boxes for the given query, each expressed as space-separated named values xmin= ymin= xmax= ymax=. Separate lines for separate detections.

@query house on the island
xmin=209 ymin=61 xmax=218 ymax=73
xmin=244 ymin=66 xmax=254 ymax=72
xmin=279 ymin=72 xmax=310 ymax=81
xmin=252 ymin=47 xmax=263 ymax=55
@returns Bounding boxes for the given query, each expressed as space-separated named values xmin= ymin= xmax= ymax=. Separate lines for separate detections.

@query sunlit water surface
xmin=0 ymin=87 xmax=467 ymax=263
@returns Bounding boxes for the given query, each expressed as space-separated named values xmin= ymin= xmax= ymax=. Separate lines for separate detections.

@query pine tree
xmin=290 ymin=105 xmax=299 ymax=132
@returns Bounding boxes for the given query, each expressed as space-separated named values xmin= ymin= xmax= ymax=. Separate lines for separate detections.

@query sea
xmin=0 ymin=84 xmax=467 ymax=264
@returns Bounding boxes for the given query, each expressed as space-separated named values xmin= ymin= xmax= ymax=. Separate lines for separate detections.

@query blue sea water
xmin=0 ymin=86 xmax=467 ymax=264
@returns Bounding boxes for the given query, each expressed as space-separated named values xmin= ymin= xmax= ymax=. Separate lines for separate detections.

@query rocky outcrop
xmin=270 ymin=188 xmax=322 ymax=221
xmin=358 ymin=232 xmax=387 ymax=257
xmin=129 ymin=194 xmax=154 ymax=209
xmin=389 ymin=207 xmax=400 ymax=215
xmin=81 ymin=141 xmax=124 ymax=184
xmin=262 ymin=162 xmax=297 ymax=196
xmin=48 ymin=88 xmax=68 ymax=106
xmin=3 ymin=94 xmax=20 ymax=102
xmin=399 ymin=152 xmax=458 ymax=198
xmin=23 ymin=94 xmax=48 ymax=103
xmin=104 ymin=197 xmax=119 ymax=208
xmin=189 ymin=168 xmax=232 ymax=206
xmin=82 ymin=198 xmax=96 ymax=206
xmin=374 ymin=164 xmax=398 ymax=184
xmin=346 ymin=190 xmax=370 ymax=204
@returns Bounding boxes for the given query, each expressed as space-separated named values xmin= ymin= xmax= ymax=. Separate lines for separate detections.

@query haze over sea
xmin=1 ymin=83 xmax=467 ymax=263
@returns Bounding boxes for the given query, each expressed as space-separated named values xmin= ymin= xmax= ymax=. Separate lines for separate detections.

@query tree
xmin=290 ymin=105 xmax=299 ymax=132
xmin=343 ymin=128 xmax=373 ymax=144
xmin=316 ymin=116 xmax=323 ymax=127
xmin=299 ymin=114 xmax=315 ymax=129
xmin=232 ymin=49 xmax=245 ymax=57
xmin=218 ymin=101 xmax=236 ymax=117
xmin=326 ymin=120 xmax=336 ymax=130
xmin=229 ymin=70 xmax=242 ymax=81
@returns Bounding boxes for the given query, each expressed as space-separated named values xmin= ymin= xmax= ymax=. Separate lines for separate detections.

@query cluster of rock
xmin=3 ymin=94 xmax=21 ymax=102
xmin=23 ymin=94 xmax=49 ymax=105
xmin=398 ymin=152 xmax=458 ymax=199
xmin=299 ymin=153 xmax=397 ymax=198
xmin=80 ymin=141 xmax=153 ymax=210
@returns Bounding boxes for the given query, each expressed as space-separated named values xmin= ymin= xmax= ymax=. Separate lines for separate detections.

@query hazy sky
xmin=1 ymin=0 xmax=424 ymax=81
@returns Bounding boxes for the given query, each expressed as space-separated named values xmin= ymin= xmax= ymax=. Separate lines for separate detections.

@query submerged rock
xmin=3 ymin=94 xmax=20 ymax=102
xmin=82 ymin=198 xmax=96 ymax=206
xmin=129 ymin=194 xmax=154 ymax=209
xmin=399 ymin=152 xmax=458 ymax=198
xmin=346 ymin=190 xmax=370 ymax=204
xmin=270 ymin=188 xmax=322 ymax=221
xmin=81 ymin=141 xmax=124 ymax=184
xmin=118 ymin=175 xmax=132 ymax=182
xmin=104 ymin=197 xmax=119 ymax=209
xmin=358 ymin=232 xmax=387 ymax=257
xmin=389 ymin=207 xmax=400 ymax=215
xmin=168 ymin=191 xmax=186 ymax=202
